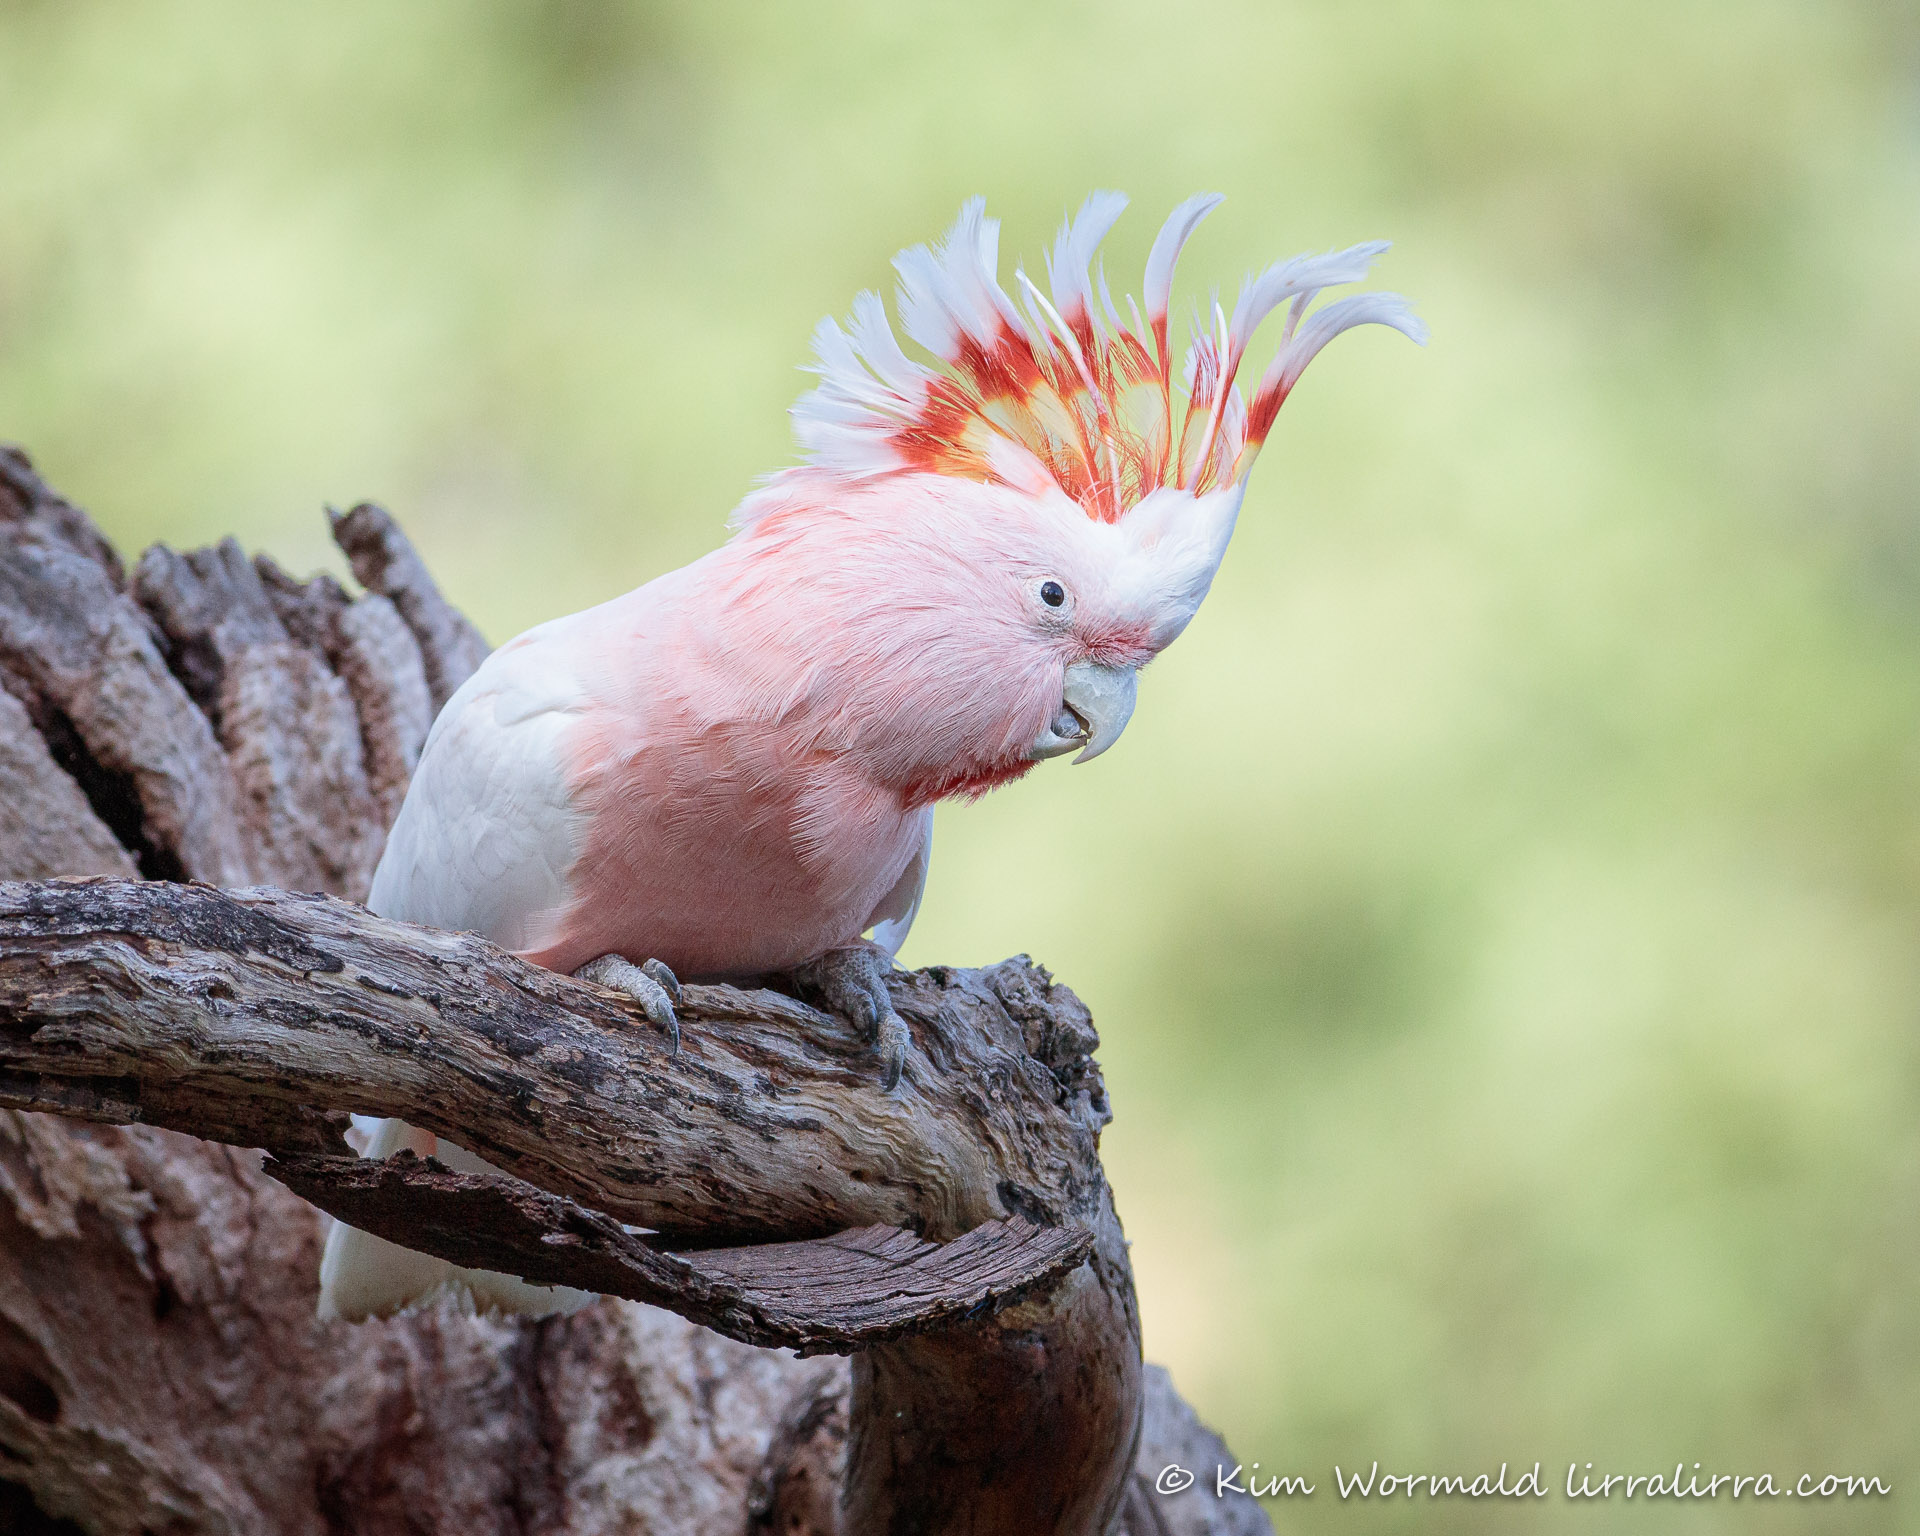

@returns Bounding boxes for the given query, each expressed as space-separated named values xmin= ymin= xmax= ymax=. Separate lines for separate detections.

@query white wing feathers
xmin=367 ymin=618 xmax=589 ymax=946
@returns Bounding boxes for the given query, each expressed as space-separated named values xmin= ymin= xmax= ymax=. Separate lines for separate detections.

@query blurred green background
xmin=5 ymin=0 xmax=1918 ymax=1528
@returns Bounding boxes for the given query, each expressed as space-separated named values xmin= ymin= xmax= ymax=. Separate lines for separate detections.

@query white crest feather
xmin=784 ymin=193 xmax=1426 ymax=514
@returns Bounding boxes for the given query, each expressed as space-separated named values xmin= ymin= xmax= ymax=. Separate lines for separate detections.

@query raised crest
xmin=788 ymin=193 xmax=1426 ymax=522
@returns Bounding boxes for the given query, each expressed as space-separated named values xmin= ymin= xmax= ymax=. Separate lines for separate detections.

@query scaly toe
xmin=874 ymin=1009 xmax=909 ymax=1092
xmin=572 ymin=954 xmax=681 ymax=1057
xmin=790 ymin=942 xmax=912 ymax=1089
xmin=640 ymin=957 xmax=683 ymax=1007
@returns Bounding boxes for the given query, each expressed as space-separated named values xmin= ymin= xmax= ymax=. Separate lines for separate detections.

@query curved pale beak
xmin=1028 ymin=660 xmax=1140 ymax=765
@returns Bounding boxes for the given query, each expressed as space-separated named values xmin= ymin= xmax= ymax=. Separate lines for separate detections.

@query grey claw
xmin=640 ymin=957 xmax=682 ymax=1007
xmin=875 ymin=1011 xmax=908 ymax=1093
xmin=793 ymin=943 xmax=910 ymax=1091
xmin=573 ymin=954 xmax=681 ymax=1057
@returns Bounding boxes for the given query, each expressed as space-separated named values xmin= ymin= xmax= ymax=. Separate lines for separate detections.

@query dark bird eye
xmin=1040 ymin=580 xmax=1066 ymax=608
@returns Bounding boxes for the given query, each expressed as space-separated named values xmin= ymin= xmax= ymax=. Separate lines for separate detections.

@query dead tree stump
xmin=0 ymin=446 xmax=1270 ymax=1535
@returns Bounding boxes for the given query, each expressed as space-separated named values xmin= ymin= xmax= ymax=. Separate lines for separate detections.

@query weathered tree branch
xmin=269 ymin=1152 xmax=1090 ymax=1354
xmin=0 ymin=874 xmax=1139 ymax=1526
xmin=327 ymin=501 xmax=490 ymax=714
xmin=0 ymin=878 xmax=1105 ymax=1255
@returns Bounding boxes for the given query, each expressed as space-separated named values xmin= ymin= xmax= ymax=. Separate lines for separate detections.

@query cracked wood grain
xmin=267 ymin=1150 xmax=1092 ymax=1354
xmin=254 ymin=556 xmax=433 ymax=826
xmin=0 ymin=452 xmax=250 ymax=886
xmin=132 ymin=541 xmax=384 ymax=897
xmin=0 ymin=687 xmax=138 ymax=882
xmin=327 ymin=501 xmax=488 ymax=710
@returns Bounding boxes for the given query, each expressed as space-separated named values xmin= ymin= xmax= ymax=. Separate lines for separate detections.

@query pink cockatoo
xmin=318 ymin=192 xmax=1425 ymax=1321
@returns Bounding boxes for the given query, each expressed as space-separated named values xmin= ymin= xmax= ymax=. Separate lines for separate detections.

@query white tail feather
xmin=316 ymin=1116 xmax=594 ymax=1322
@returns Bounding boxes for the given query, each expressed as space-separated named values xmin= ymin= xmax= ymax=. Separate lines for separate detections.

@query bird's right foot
xmin=573 ymin=954 xmax=682 ymax=1056
xmin=792 ymin=942 xmax=909 ymax=1090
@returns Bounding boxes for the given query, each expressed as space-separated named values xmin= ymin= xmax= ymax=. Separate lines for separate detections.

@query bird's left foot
xmin=792 ymin=942 xmax=909 ymax=1090
xmin=573 ymin=954 xmax=682 ymax=1056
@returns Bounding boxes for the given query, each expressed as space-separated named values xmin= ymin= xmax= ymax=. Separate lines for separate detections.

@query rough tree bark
xmin=0 ymin=447 xmax=1271 ymax=1536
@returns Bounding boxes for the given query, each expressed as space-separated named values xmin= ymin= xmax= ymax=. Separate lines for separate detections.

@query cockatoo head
xmin=728 ymin=193 xmax=1424 ymax=805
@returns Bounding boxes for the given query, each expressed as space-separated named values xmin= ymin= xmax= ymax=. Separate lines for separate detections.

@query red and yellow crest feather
xmin=789 ymin=193 xmax=1426 ymax=523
